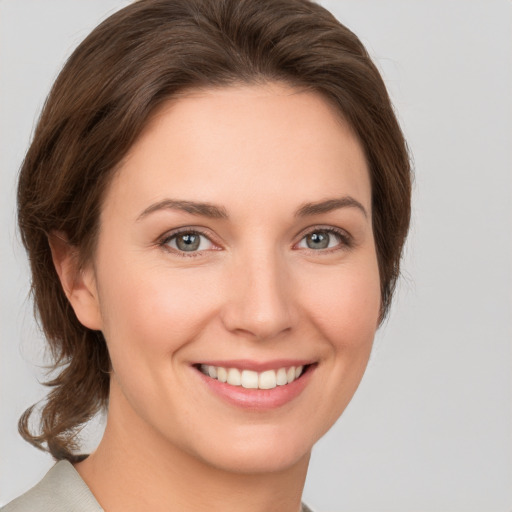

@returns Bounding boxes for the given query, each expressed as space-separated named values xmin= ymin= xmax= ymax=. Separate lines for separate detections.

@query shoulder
xmin=3 ymin=461 xmax=313 ymax=512
xmin=1 ymin=460 xmax=102 ymax=512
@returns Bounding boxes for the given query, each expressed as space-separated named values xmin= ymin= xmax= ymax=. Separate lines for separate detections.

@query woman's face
xmin=81 ymin=83 xmax=380 ymax=473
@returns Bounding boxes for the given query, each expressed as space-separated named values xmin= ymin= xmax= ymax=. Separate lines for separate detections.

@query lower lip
xmin=195 ymin=366 xmax=315 ymax=410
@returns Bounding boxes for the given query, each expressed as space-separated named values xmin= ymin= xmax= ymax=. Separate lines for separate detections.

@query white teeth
xmin=276 ymin=368 xmax=288 ymax=386
xmin=199 ymin=364 xmax=307 ymax=390
xmin=259 ymin=370 xmax=277 ymax=389
xmin=217 ymin=367 xmax=227 ymax=383
xmin=241 ymin=370 xmax=259 ymax=389
xmin=227 ymin=368 xmax=241 ymax=386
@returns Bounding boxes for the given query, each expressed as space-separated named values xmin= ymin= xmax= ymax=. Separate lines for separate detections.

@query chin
xmin=183 ymin=423 xmax=317 ymax=475
xmin=202 ymin=445 xmax=311 ymax=475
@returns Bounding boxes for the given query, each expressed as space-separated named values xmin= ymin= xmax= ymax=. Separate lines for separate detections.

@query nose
xmin=220 ymin=249 xmax=298 ymax=341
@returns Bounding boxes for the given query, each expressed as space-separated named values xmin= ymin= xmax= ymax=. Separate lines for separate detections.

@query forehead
xmin=105 ymin=83 xmax=371 ymax=219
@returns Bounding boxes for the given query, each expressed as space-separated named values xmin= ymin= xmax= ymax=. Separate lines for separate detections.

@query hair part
xmin=17 ymin=0 xmax=411 ymax=460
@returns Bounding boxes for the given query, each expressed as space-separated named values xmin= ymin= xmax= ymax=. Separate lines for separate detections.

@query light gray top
xmin=2 ymin=460 xmax=314 ymax=511
xmin=1 ymin=461 xmax=102 ymax=512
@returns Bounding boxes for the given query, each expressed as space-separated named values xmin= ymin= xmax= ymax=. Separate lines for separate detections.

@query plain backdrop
xmin=1 ymin=1 xmax=511 ymax=510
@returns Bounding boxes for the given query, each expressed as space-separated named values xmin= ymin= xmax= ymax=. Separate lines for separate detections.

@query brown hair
xmin=17 ymin=0 xmax=411 ymax=461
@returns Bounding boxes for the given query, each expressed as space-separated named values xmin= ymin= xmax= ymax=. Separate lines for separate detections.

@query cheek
xmin=291 ymin=256 xmax=380 ymax=438
xmin=300 ymin=261 xmax=381 ymax=350
xmin=96 ymin=258 xmax=223 ymax=360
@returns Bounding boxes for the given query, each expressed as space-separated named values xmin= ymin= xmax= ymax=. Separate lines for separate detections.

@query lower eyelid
xmin=158 ymin=227 xmax=352 ymax=254
xmin=159 ymin=229 xmax=216 ymax=253
xmin=296 ymin=228 xmax=352 ymax=250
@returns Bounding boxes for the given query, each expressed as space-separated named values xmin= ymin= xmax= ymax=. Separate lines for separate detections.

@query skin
xmin=52 ymin=83 xmax=381 ymax=512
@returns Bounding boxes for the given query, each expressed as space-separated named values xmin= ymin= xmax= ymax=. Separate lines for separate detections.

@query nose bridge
xmin=221 ymin=242 xmax=296 ymax=340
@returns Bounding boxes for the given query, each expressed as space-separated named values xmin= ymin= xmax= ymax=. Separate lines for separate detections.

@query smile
xmin=193 ymin=360 xmax=316 ymax=410
xmin=198 ymin=364 xmax=305 ymax=390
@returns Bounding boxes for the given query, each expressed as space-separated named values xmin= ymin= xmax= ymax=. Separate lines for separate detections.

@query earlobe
xmin=48 ymin=231 xmax=103 ymax=331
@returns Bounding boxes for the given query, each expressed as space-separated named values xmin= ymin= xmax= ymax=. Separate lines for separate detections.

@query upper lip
xmin=193 ymin=359 xmax=315 ymax=372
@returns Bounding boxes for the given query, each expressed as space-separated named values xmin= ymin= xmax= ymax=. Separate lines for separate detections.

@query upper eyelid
xmin=157 ymin=224 xmax=352 ymax=249
xmin=293 ymin=226 xmax=353 ymax=253
xmin=158 ymin=228 xmax=219 ymax=257
xmin=295 ymin=224 xmax=351 ymax=242
xmin=159 ymin=226 xmax=216 ymax=242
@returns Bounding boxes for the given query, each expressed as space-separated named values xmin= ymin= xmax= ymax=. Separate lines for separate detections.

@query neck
xmin=76 ymin=384 xmax=310 ymax=512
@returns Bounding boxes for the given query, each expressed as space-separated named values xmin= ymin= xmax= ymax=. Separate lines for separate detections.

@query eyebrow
xmin=136 ymin=199 xmax=228 ymax=221
xmin=136 ymin=195 xmax=367 ymax=221
xmin=295 ymin=197 xmax=368 ymax=218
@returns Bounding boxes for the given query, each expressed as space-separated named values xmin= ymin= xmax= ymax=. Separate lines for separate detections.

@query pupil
xmin=177 ymin=233 xmax=200 ymax=251
xmin=307 ymin=232 xmax=329 ymax=249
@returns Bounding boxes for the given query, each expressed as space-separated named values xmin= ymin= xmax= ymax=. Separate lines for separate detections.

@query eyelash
xmin=158 ymin=228 xmax=216 ymax=258
xmin=296 ymin=226 xmax=353 ymax=253
xmin=157 ymin=225 xmax=352 ymax=257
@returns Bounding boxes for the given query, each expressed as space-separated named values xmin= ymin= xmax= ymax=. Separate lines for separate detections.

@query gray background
xmin=1 ymin=1 xmax=511 ymax=510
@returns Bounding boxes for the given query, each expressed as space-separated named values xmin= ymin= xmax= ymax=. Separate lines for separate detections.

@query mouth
xmin=195 ymin=363 xmax=311 ymax=390
xmin=192 ymin=361 xmax=316 ymax=410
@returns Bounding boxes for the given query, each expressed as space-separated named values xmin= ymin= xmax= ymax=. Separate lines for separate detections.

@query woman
xmin=3 ymin=0 xmax=411 ymax=510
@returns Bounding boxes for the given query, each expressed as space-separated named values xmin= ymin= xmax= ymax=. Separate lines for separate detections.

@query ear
xmin=49 ymin=231 xmax=103 ymax=331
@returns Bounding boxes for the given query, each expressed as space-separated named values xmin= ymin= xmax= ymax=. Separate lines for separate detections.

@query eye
xmin=162 ymin=230 xmax=215 ymax=254
xmin=297 ymin=228 xmax=348 ymax=251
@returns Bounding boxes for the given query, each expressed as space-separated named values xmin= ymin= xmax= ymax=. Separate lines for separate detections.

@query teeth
xmin=276 ymin=368 xmax=288 ymax=386
xmin=259 ymin=370 xmax=277 ymax=389
xmin=227 ymin=368 xmax=241 ymax=386
xmin=241 ymin=370 xmax=259 ymax=389
xmin=199 ymin=364 xmax=307 ymax=389
xmin=217 ymin=367 xmax=228 ymax=383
